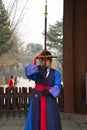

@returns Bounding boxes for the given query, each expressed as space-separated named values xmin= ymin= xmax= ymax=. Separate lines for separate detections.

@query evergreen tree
xmin=0 ymin=0 xmax=13 ymax=56
xmin=47 ymin=20 xmax=63 ymax=45
xmin=26 ymin=43 xmax=43 ymax=54
xmin=46 ymin=20 xmax=63 ymax=72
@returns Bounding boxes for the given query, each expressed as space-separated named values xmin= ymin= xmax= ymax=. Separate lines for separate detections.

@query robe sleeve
xmin=25 ymin=64 xmax=39 ymax=81
xmin=49 ymin=70 xmax=62 ymax=98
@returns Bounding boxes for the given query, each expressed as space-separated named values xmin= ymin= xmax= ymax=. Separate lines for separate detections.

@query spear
xmin=34 ymin=0 xmax=48 ymax=67
xmin=40 ymin=1 xmax=48 ymax=130
xmin=44 ymin=0 xmax=48 ymax=52
xmin=44 ymin=0 xmax=48 ymax=88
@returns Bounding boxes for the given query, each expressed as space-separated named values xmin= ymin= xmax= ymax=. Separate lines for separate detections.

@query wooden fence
xmin=0 ymin=87 xmax=64 ymax=118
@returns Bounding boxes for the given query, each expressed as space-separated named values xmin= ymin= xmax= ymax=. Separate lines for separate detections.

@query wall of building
xmin=63 ymin=0 xmax=87 ymax=114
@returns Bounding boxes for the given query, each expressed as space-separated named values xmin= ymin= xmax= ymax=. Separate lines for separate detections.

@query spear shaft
xmin=40 ymin=2 xmax=48 ymax=130
xmin=44 ymin=0 xmax=47 ymax=52
xmin=44 ymin=0 xmax=48 ymax=88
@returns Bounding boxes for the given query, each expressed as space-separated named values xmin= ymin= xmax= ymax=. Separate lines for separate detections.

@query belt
xmin=34 ymin=84 xmax=51 ymax=91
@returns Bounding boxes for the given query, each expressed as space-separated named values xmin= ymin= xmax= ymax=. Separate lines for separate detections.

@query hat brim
xmin=36 ymin=55 xmax=57 ymax=59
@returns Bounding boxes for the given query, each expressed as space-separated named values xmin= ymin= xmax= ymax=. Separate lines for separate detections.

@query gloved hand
xmin=38 ymin=65 xmax=48 ymax=72
xmin=42 ymin=89 xmax=51 ymax=97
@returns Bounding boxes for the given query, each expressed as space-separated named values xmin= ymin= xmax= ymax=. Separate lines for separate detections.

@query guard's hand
xmin=42 ymin=89 xmax=51 ymax=97
xmin=38 ymin=65 xmax=48 ymax=72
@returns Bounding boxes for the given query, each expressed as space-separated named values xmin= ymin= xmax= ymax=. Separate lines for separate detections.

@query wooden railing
xmin=0 ymin=87 xmax=64 ymax=118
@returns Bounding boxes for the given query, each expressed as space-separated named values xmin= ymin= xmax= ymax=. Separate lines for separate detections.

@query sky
xmin=3 ymin=0 xmax=63 ymax=46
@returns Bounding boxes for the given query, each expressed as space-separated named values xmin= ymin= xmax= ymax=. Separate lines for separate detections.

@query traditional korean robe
xmin=24 ymin=64 xmax=62 ymax=130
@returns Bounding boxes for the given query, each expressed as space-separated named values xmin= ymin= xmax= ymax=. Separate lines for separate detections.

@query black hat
xmin=36 ymin=50 xmax=57 ymax=59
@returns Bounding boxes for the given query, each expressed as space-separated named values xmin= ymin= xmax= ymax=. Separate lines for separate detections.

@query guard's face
xmin=41 ymin=58 xmax=52 ymax=67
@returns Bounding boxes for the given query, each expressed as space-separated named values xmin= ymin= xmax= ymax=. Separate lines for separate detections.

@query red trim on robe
xmin=40 ymin=96 xmax=46 ymax=130
xmin=34 ymin=84 xmax=51 ymax=130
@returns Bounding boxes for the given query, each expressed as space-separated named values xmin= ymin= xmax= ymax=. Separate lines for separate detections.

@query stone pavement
xmin=0 ymin=112 xmax=87 ymax=130
xmin=61 ymin=113 xmax=87 ymax=130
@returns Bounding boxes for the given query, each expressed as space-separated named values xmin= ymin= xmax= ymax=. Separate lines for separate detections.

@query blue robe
xmin=24 ymin=65 xmax=62 ymax=130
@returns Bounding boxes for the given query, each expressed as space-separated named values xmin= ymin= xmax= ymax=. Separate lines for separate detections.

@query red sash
xmin=35 ymin=84 xmax=51 ymax=130
xmin=35 ymin=84 xmax=51 ymax=91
